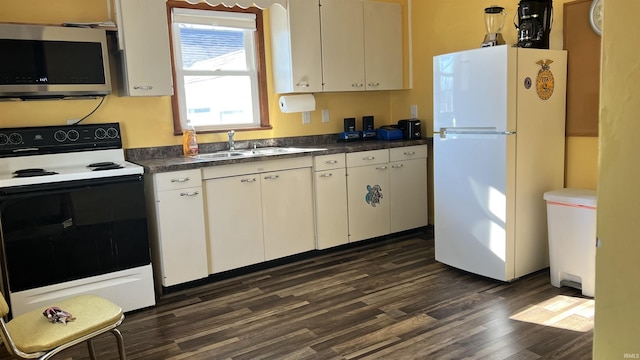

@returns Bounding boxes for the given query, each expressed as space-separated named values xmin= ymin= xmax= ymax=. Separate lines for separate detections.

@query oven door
xmin=0 ymin=175 xmax=150 ymax=294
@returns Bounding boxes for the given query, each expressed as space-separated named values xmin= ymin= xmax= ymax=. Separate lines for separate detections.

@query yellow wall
xmin=594 ymin=1 xmax=640 ymax=358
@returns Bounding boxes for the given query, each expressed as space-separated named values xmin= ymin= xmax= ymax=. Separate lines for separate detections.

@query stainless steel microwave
xmin=0 ymin=23 xmax=112 ymax=100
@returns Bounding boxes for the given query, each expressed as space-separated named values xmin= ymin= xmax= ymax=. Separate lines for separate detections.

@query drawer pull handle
xmin=392 ymin=164 xmax=404 ymax=169
xmin=241 ymin=178 xmax=257 ymax=183
xmin=133 ymin=85 xmax=153 ymax=90
xmin=404 ymin=151 xmax=416 ymax=156
xmin=320 ymin=173 xmax=333 ymax=178
xmin=179 ymin=191 xmax=199 ymax=197
xmin=264 ymin=175 xmax=279 ymax=180
xmin=296 ymin=82 xmax=310 ymax=88
xmin=363 ymin=156 xmax=375 ymax=160
xmin=171 ymin=177 xmax=190 ymax=183
xmin=324 ymin=160 xmax=338 ymax=164
xmin=376 ymin=166 xmax=388 ymax=171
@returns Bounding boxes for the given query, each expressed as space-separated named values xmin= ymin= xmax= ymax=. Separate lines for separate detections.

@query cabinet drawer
xmin=390 ymin=145 xmax=428 ymax=162
xmin=154 ymin=169 xmax=202 ymax=191
xmin=202 ymin=156 xmax=312 ymax=179
xmin=346 ymin=149 xmax=389 ymax=167
xmin=314 ymin=153 xmax=346 ymax=171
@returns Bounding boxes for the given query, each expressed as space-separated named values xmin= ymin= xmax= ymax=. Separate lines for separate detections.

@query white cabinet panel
xmin=114 ymin=0 xmax=173 ymax=96
xmin=320 ymin=0 xmax=365 ymax=92
xmin=347 ymin=162 xmax=390 ymax=242
xmin=390 ymin=157 xmax=429 ymax=233
xmin=262 ymin=167 xmax=315 ymax=260
xmin=270 ymin=0 xmax=322 ymax=93
xmin=314 ymin=167 xmax=349 ymax=249
xmin=363 ymin=1 xmax=403 ymax=90
xmin=205 ymin=175 xmax=264 ymax=274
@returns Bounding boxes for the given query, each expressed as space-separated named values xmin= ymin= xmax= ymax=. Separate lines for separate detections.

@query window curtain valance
xmin=183 ymin=0 xmax=286 ymax=9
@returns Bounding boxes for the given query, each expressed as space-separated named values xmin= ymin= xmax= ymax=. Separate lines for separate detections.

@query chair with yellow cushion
xmin=0 ymin=293 xmax=126 ymax=360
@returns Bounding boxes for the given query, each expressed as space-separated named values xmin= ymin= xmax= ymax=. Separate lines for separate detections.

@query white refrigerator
xmin=432 ymin=45 xmax=567 ymax=281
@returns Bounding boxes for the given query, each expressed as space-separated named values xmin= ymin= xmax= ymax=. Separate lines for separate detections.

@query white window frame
xmin=171 ymin=8 xmax=261 ymax=132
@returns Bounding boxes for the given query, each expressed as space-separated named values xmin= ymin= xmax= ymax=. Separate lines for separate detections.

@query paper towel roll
xmin=279 ymin=94 xmax=316 ymax=113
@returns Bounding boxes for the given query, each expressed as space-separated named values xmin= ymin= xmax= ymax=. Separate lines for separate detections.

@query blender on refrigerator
xmin=481 ymin=5 xmax=507 ymax=47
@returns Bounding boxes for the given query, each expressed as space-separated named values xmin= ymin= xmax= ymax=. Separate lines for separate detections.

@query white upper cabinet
xmin=363 ymin=1 xmax=403 ymax=90
xmin=114 ymin=0 xmax=174 ymax=96
xmin=320 ymin=0 xmax=403 ymax=92
xmin=320 ymin=0 xmax=366 ymax=92
xmin=270 ymin=0 xmax=323 ymax=93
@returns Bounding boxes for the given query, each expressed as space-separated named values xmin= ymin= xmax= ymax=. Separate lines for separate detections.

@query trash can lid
xmin=543 ymin=188 xmax=597 ymax=207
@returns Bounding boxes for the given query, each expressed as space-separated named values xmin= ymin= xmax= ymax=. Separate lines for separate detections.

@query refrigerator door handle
xmin=439 ymin=127 xmax=516 ymax=138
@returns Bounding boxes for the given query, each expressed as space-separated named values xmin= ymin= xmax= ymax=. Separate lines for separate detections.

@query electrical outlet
xmin=410 ymin=104 xmax=418 ymax=119
xmin=302 ymin=111 xmax=311 ymax=124
xmin=322 ymin=109 xmax=330 ymax=123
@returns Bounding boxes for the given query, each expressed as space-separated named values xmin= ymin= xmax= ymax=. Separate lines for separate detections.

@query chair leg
xmin=87 ymin=338 xmax=98 ymax=360
xmin=111 ymin=328 xmax=127 ymax=360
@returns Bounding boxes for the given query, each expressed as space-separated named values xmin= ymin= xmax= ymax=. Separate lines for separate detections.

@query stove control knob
xmin=95 ymin=128 xmax=107 ymax=139
xmin=107 ymin=127 xmax=119 ymax=139
xmin=9 ymin=133 xmax=22 ymax=145
xmin=54 ymin=130 xmax=67 ymax=142
xmin=67 ymin=130 xmax=80 ymax=142
xmin=0 ymin=134 xmax=7 ymax=145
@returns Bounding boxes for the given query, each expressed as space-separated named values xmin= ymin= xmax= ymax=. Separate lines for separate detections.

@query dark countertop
xmin=128 ymin=135 xmax=432 ymax=174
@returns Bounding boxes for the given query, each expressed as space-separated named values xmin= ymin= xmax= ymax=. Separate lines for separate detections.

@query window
xmin=168 ymin=2 xmax=270 ymax=134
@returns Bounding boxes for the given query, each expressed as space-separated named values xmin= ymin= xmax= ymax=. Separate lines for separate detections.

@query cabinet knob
xmin=403 ymin=151 xmax=416 ymax=156
xmin=376 ymin=166 xmax=388 ymax=171
xmin=133 ymin=85 xmax=154 ymax=90
xmin=392 ymin=164 xmax=404 ymax=169
xmin=324 ymin=160 xmax=338 ymax=164
xmin=351 ymin=83 xmax=364 ymax=88
xmin=296 ymin=82 xmax=310 ymax=88
xmin=320 ymin=173 xmax=333 ymax=178
xmin=179 ymin=191 xmax=199 ymax=197
xmin=368 ymin=82 xmax=380 ymax=87
xmin=171 ymin=177 xmax=190 ymax=183
xmin=363 ymin=156 xmax=375 ymax=161
xmin=264 ymin=175 xmax=279 ymax=180
xmin=241 ymin=178 xmax=257 ymax=183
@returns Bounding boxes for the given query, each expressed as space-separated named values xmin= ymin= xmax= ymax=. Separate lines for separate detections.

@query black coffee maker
xmin=515 ymin=0 xmax=553 ymax=49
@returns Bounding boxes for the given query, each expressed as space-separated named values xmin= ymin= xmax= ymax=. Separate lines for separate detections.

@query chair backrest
xmin=0 ymin=292 xmax=9 ymax=318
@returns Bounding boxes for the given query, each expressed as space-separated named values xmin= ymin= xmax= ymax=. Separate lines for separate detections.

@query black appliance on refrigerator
xmin=515 ymin=0 xmax=553 ymax=49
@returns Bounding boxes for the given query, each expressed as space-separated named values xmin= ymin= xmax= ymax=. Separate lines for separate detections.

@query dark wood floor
xmin=0 ymin=229 xmax=594 ymax=359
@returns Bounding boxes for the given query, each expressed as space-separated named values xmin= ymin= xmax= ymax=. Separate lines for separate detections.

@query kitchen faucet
xmin=228 ymin=130 xmax=235 ymax=150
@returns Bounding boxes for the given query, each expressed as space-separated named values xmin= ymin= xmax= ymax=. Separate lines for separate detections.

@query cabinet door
xmin=262 ymin=168 xmax=315 ymax=260
xmin=320 ymin=0 xmax=365 ymax=92
xmin=115 ymin=0 xmax=173 ymax=96
xmin=314 ymin=168 xmax=349 ymax=249
xmin=364 ymin=1 xmax=403 ymax=90
xmin=347 ymin=163 xmax=390 ymax=242
xmin=205 ymin=175 xmax=264 ymax=274
xmin=270 ymin=0 xmax=323 ymax=93
xmin=390 ymin=158 xmax=429 ymax=233
xmin=155 ymin=187 xmax=208 ymax=286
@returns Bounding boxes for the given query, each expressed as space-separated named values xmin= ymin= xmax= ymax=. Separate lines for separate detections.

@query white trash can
xmin=543 ymin=188 xmax=597 ymax=297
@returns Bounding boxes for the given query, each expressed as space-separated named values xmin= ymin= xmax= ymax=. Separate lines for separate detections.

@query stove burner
xmin=88 ymin=162 xmax=117 ymax=167
xmin=92 ymin=164 xmax=124 ymax=171
xmin=12 ymin=168 xmax=58 ymax=178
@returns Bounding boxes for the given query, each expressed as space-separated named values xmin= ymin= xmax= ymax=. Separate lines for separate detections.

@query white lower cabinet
xmin=204 ymin=174 xmax=264 ymax=274
xmin=146 ymin=169 xmax=208 ymax=288
xmin=313 ymin=154 xmax=349 ymax=249
xmin=202 ymin=157 xmax=314 ymax=273
xmin=346 ymin=149 xmax=390 ymax=242
xmin=389 ymin=146 xmax=429 ymax=233
xmin=262 ymin=168 xmax=315 ymax=260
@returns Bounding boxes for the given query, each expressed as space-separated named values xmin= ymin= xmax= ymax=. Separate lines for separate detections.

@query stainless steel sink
xmin=193 ymin=151 xmax=248 ymax=160
xmin=192 ymin=147 xmax=326 ymax=161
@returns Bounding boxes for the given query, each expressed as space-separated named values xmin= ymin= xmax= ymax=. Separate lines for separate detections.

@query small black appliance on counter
xmin=397 ymin=119 xmax=422 ymax=140
xmin=361 ymin=115 xmax=377 ymax=140
xmin=339 ymin=117 xmax=360 ymax=141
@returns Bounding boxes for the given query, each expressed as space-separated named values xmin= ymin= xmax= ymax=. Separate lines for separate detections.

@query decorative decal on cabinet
xmin=365 ymin=184 xmax=383 ymax=207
